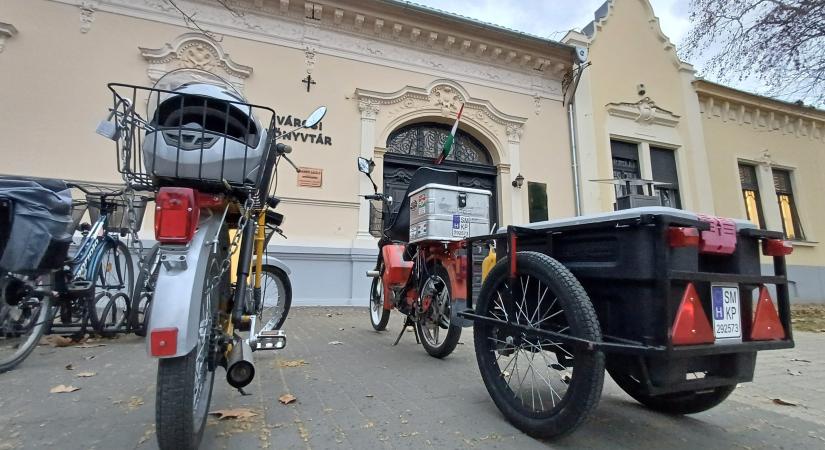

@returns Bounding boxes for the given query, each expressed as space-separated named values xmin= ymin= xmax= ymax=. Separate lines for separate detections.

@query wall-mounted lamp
xmin=512 ymin=173 xmax=524 ymax=189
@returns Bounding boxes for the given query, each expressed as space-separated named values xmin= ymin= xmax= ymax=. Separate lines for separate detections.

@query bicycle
xmin=0 ymin=180 xmax=141 ymax=371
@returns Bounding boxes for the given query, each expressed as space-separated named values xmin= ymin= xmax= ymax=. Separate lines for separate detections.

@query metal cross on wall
xmin=302 ymin=74 xmax=316 ymax=92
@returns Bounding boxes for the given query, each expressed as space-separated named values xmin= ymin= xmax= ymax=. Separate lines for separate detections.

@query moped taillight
xmin=154 ymin=187 xmax=199 ymax=244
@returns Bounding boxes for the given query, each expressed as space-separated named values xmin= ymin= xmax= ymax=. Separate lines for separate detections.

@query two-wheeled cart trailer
xmin=457 ymin=207 xmax=795 ymax=438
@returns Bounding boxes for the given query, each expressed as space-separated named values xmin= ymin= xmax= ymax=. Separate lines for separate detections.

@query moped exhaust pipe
xmin=366 ymin=270 xmax=380 ymax=278
xmin=226 ymin=338 xmax=255 ymax=389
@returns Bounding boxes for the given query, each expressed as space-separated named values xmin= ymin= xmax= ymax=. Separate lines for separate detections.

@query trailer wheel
xmin=607 ymin=359 xmax=735 ymax=414
xmin=474 ymin=251 xmax=604 ymax=439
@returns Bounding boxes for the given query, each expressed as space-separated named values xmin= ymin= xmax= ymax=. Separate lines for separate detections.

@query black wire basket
xmin=102 ymin=82 xmax=278 ymax=200
xmin=369 ymin=200 xmax=386 ymax=238
xmin=86 ymin=194 xmax=148 ymax=234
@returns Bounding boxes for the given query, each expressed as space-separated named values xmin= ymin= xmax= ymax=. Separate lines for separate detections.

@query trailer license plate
xmin=711 ymin=284 xmax=741 ymax=341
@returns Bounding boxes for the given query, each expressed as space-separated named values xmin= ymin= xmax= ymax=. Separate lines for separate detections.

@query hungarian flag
xmin=435 ymin=103 xmax=464 ymax=165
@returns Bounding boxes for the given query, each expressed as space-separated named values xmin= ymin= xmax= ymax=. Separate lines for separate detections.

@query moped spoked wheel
xmin=415 ymin=264 xmax=461 ymax=358
xmin=473 ymin=251 xmax=604 ymax=439
xmin=253 ymin=265 xmax=292 ymax=333
xmin=155 ymin=251 xmax=221 ymax=450
xmin=369 ymin=272 xmax=390 ymax=331
xmin=0 ymin=284 xmax=52 ymax=374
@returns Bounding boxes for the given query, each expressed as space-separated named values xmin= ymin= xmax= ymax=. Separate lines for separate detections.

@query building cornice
xmin=695 ymin=80 xmax=825 ymax=141
xmin=47 ymin=0 xmax=571 ymax=98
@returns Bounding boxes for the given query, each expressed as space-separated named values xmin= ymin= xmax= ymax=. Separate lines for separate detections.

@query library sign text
xmin=276 ymin=114 xmax=333 ymax=146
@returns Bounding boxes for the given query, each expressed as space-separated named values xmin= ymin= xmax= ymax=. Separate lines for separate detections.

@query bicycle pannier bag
xmin=0 ymin=178 xmax=73 ymax=273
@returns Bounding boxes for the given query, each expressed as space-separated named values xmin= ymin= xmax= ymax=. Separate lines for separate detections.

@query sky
xmin=411 ymin=0 xmax=696 ymax=68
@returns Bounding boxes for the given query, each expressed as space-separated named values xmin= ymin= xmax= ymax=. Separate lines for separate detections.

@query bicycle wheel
xmin=131 ymin=244 xmax=161 ymax=337
xmin=88 ymin=239 xmax=134 ymax=335
xmin=252 ymin=265 xmax=292 ymax=334
xmin=0 ymin=276 xmax=53 ymax=373
xmin=473 ymin=251 xmax=604 ymax=439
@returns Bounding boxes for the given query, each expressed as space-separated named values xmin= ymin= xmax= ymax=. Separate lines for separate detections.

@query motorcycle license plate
xmin=711 ymin=284 xmax=742 ymax=342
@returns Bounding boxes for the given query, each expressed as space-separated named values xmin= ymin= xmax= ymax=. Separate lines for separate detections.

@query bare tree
xmin=681 ymin=0 xmax=825 ymax=108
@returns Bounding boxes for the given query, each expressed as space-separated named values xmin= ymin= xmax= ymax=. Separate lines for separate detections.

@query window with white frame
xmin=772 ymin=169 xmax=805 ymax=240
xmin=738 ymin=163 xmax=764 ymax=229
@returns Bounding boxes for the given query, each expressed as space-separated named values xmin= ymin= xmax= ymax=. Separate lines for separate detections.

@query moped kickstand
xmin=392 ymin=315 xmax=420 ymax=346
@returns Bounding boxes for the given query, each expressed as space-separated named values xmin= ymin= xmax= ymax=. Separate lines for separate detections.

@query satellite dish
xmin=575 ymin=47 xmax=588 ymax=63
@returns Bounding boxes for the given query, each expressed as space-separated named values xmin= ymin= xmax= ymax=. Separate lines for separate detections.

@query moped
xmin=358 ymin=157 xmax=491 ymax=358
xmin=97 ymin=68 xmax=323 ymax=449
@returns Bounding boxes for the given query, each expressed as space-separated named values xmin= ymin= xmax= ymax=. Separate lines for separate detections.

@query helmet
xmin=142 ymin=69 xmax=268 ymax=186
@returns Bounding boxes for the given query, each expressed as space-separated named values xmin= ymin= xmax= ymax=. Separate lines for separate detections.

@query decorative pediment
xmin=139 ymin=33 xmax=253 ymax=92
xmin=355 ymin=79 xmax=528 ymax=149
xmin=0 ymin=22 xmax=18 ymax=53
xmin=606 ymin=97 xmax=680 ymax=127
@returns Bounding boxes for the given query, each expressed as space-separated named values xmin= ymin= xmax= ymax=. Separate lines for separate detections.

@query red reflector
xmin=668 ymin=227 xmax=700 ymax=248
xmin=762 ymin=239 xmax=793 ymax=257
xmin=150 ymin=327 xmax=178 ymax=357
xmin=751 ymin=286 xmax=785 ymax=341
xmin=155 ymin=187 xmax=199 ymax=244
xmin=671 ymin=283 xmax=715 ymax=345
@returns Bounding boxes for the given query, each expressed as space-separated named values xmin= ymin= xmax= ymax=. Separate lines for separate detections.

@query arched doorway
xmin=380 ymin=122 xmax=498 ymax=231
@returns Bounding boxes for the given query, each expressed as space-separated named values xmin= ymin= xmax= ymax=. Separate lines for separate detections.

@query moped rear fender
xmin=146 ymin=209 xmax=224 ymax=359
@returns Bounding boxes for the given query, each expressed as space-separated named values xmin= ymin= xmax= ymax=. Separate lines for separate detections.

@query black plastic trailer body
xmin=460 ymin=207 xmax=794 ymax=397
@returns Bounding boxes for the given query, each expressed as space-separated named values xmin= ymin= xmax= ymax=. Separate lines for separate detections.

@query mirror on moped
xmin=304 ymin=106 xmax=327 ymax=128
xmin=357 ymin=157 xmax=374 ymax=174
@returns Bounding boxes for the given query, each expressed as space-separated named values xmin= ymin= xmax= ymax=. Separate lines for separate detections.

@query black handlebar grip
xmin=275 ymin=143 xmax=293 ymax=154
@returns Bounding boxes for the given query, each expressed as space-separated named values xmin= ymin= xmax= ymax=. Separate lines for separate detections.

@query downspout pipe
xmin=568 ymin=102 xmax=582 ymax=216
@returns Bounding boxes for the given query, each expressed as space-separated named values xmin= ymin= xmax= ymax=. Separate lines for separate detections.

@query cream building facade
xmin=1 ymin=0 xmax=577 ymax=305
xmin=564 ymin=0 xmax=825 ymax=302
xmin=2 ymin=0 xmax=823 ymax=303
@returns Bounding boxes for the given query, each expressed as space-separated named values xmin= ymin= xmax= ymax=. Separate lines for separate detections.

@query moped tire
xmin=416 ymin=264 xmax=461 ymax=358
xmin=607 ymin=357 xmax=735 ymax=414
xmin=473 ymin=251 xmax=604 ymax=439
xmin=155 ymin=235 xmax=224 ymax=450
xmin=369 ymin=275 xmax=390 ymax=331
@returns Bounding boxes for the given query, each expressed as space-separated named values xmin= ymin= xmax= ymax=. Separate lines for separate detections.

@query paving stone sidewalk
xmin=1 ymin=306 xmax=823 ymax=449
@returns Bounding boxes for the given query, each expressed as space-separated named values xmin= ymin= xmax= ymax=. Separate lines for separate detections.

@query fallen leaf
xmin=65 ymin=364 xmax=74 ymax=371
xmin=790 ymin=358 xmax=812 ymax=363
xmin=75 ymin=343 xmax=106 ymax=349
xmin=279 ymin=394 xmax=297 ymax=405
xmin=85 ymin=355 xmax=96 ymax=360
xmin=128 ymin=396 xmax=145 ymax=409
xmin=328 ymin=341 xmax=343 ymax=345
xmin=76 ymin=372 xmax=96 ymax=378
xmin=50 ymin=384 xmax=80 ymax=394
xmin=209 ymin=408 xmax=259 ymax=420
xmin=277 ymin=359 xmax=308 ymax=368
xmin=772 ymin=398 xmax=797 ymax=406
xmin=326 ymin=313 xmax=333 ymax=317
xmin=40 ymin=335 xmax=74 ymax=347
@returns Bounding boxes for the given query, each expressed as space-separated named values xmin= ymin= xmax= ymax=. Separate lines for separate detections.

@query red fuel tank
xmin=382 ymin=244 xmax=413 ymax=287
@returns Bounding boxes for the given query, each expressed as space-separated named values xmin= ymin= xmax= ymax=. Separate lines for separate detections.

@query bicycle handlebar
xmin=66 ymin=183 xmax=124 ymax=199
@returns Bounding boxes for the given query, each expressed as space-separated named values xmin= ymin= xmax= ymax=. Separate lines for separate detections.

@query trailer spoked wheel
xmin=607 ymin=356 xmax=736 ymax=415
xmin=473 ymin=251 xmax=604 ymax=439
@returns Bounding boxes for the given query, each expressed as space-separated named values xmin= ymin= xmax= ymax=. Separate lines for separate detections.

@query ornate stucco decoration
xmin=606 ymin=97 xmax=680 ymax=127
xmin=355 ymin=79 xmax=528 ymax=160
xmin=139 ymin=33 xmax=253 ymax=92
xmin=304 ymin=45 xmax=317 ymax=74
xmin=0 ymin=22 xmax=18 ymax=53
xmin=79 ymin=1 xmax=98 ymax=33
xmin=53 ymin=0 xmax=566 ymax=98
